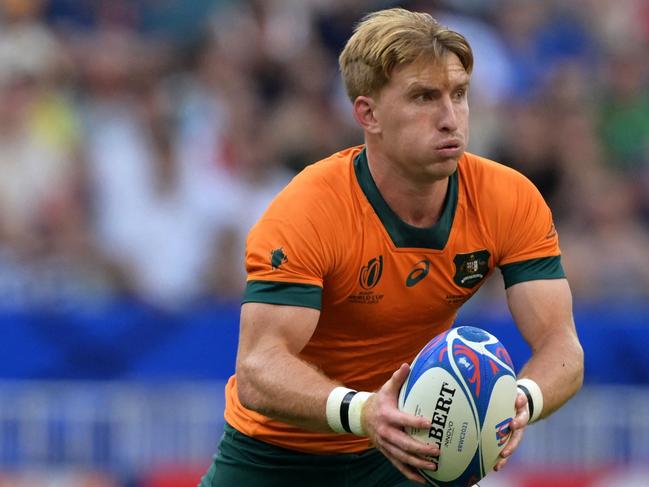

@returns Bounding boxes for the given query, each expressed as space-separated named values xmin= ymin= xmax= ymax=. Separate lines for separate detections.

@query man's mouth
xmin=436 ymin=140 xmax=461 ymax=150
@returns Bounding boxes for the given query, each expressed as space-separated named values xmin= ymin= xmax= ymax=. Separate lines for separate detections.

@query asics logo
xmin=406 ymin=259 xmax=430 ymax=287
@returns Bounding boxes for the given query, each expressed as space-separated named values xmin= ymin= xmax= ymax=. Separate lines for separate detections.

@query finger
xmin=392 ymin=409 xmax=433 ymax=431
xmin=506 ymin=392 xmax=528 ymax=430
xmin=500 ymin=423 xmax=525 ymax=458
xmin=382 ymin=427 xmax=440 ymax=458
xmin=390 ymin=457 xmax=428 ymax=485
xmin=493 ymin=456 xmax=508 ymax=472
xmin=366 ymin=400 xmax=432 ymax=437
xmin=516 ymin=392 xmax=528 ymax=412
xmin=510 ymin=400 xmax=530 ymax=430
xmin=377 ymin=442 xmax=429 ymax=485
xmin=381 ymin=439 xmax=438 ymax=475
xmin=382 ymin=431 xmax=440 ymax=462
xmin=385 ymin=363 xmax=411 ymax=394
xmin=516 ymin=390 xmax=527 ymax=407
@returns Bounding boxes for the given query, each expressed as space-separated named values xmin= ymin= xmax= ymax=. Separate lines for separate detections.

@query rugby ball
xmin=398 ymin=326 xmax=517 ymax=486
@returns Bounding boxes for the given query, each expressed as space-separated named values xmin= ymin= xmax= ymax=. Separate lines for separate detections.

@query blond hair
xmin=339 ymin=8 xmax=473 ymax=101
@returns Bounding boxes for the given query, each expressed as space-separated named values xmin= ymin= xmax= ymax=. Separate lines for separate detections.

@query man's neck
xmin=365 ymin=148 xmax=450 ymax=228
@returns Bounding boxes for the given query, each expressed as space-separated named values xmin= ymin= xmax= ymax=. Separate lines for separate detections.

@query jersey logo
xmin=270 ymin=247 xmax=288 ymax=270
xmin=406 ymin=259 xmax=430 ymax=287
xmin=359 ymin=255 xmax=383 ymax=290
xmin=453 ymin=250 xmax=490 ymax=288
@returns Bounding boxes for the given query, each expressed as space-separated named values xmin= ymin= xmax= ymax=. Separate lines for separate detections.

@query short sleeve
xmin=495 ymin=172 xmax=565 ymax=288
xmin=242 ymin=182 xmax=334 ymax=310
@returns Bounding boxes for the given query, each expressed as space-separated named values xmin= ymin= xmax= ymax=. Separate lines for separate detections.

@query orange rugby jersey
xmin=224 ymin=145 xmax=564 ymax=454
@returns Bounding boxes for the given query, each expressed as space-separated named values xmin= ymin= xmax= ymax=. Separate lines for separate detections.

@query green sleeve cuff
xmin=500 ymin=255 xmax=565 ymax=289
xmin=242 ymin=280 xmax=323 ymax=310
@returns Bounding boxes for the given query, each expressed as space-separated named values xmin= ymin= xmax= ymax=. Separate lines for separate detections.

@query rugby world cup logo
xmin=359 ymin=255 xmax=383 ymax=290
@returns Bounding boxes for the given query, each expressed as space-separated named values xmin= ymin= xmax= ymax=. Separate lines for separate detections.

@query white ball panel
xmin=401 ymin=367 xmax=479 ymax=482
xmin=480 ymin=374 xmax=517 ymax=471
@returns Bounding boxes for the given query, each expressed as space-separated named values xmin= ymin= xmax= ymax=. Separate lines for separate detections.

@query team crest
xmin=270 ymin=247 xmax=288 ymax=270
xmin=359 ymin=255 xmax=383 ymax=290
xmin=453 ymin=250 xmax=490 ymax=288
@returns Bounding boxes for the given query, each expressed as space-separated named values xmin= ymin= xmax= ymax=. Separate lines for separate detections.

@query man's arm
xmin=495 ymin=278 xmax=584 ymax=470
xmin=235 ymin=301 xmax=439 ymax=484
xmin=235 ymin=302 xmax=333 ymax=431
xmin=507 ymin=278 xmax=584 ymax=416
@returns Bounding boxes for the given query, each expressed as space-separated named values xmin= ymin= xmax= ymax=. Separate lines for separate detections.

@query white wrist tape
xmin=326 ymin=387 xmax=355 ymax=433
xmin=348 ymin=391 xmax=373 ymax=436
xmin=325 ymin=387 xmax=374 ymax=436
xmin=517 ymin=378 xmax=543 ymax=423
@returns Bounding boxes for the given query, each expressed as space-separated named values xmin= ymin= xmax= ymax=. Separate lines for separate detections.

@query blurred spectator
xmin=491 ymin=0 xmax=595 ymax=100
xmin=0 ymin=0 xmax=75 ymax=245
xmin=79 ymin=26 xmax=223 ymax=308
xmin=0 ymin=0 xmax=645 ymax=308
xmin=559 ymin=169 xmax=649 ymax=301
xmin=491 ymin=102 xmax=566 ymax=215
xmin=0 ymin=0 xmax=121 ymax=308
xmin=597 ymin=47 xmax=649 ymax=173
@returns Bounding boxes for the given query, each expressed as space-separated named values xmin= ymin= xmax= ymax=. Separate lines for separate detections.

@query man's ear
xmin=352 ymin=96 xmax=381 ymax=135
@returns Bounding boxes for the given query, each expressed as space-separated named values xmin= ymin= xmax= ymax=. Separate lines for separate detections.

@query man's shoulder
xmin=292 ymin=145 xmax=362 ymax=186
xmin=278 ymin=146 xmax=362 ymax=202
xmin=262 ymin=146 xmax=363 ymax=221
xmin=459 ymin=151 xmax=536 ymax=192
xmin=458 ymin=151 xmax=549 ymax=233
xmin=461 ymin=152 xmax=525 ymax=178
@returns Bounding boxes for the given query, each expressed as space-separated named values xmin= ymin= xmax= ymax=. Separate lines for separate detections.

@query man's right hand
xmin=362 ymin=363 xmax=439 ymax=485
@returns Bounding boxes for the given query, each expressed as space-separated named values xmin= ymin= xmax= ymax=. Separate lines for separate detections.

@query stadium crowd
xmin=0 ymin=0 xmax=648 ymax=311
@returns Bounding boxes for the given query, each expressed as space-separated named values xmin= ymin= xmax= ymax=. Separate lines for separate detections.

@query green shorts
xmin=199 ymin=423 xmax=419 ymax=487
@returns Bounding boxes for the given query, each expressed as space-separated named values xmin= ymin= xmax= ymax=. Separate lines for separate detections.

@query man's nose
xmin=436 ymin=96 xmax=458 ymax=132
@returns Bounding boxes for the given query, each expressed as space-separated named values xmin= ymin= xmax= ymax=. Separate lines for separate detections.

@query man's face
xmin=370 ymin=53 xmax=470 ymax=181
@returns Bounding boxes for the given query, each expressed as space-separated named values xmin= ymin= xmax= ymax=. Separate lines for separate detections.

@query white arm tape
xmin=517 ymin=378 xmax=544 ymax=423
xmin=326 ymin=387 xmax=355 ymax=433
xmin=348 ymin=391 xmax=374 ymax=436
xmin=326 ymin=387 xmax=374 ymax=436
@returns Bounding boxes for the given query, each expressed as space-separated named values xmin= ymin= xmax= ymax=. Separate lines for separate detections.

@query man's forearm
xmin=236 ymin=346 xmax=340 ymax=431
xmin=518 ymin=330 xmax=584 ymax=419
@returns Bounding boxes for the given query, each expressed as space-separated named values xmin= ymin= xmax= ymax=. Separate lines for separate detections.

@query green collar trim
xmin=353 ymin=148 xmax=457 ymax=249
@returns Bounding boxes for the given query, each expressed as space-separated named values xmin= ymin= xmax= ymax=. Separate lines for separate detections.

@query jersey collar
xmin=353 ymin=147 xmax=458 ymax=250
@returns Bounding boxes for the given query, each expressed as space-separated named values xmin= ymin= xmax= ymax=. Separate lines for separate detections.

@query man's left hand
xmin=493 ymin=391 xmax=529 ymax=471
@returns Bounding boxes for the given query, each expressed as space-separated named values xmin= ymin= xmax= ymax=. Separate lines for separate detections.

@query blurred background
xmin=0 ymin=0 xmax=647 ymax=485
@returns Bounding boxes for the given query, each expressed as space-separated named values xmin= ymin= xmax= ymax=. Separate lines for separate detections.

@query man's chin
xmin=427 ymin=157 xmax=459 ymax=178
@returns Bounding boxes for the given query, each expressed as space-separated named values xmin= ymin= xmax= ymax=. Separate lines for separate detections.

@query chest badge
xmin=453 ymin=250 xmax=490 ymax=288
